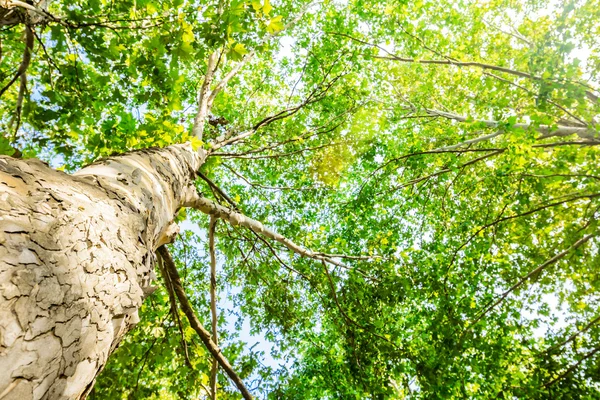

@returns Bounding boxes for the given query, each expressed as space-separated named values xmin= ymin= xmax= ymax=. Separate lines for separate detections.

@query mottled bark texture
xmin=0 ymin=144 xmax=204 ymax=400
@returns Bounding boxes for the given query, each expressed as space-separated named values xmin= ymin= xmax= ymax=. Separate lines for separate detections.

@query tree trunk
xmin=0 ymin=144 xmax=205 ymax=400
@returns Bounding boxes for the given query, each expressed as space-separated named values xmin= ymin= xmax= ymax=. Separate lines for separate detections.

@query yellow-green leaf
xmin=190 ymin=137 xmax=204 ymax=151
xmin=263 ymin=0 xmax=272 ymax=15
xmin=266 ymin=15 xmax=284 ymax=34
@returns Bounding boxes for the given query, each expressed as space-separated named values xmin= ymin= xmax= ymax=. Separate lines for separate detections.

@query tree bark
xmin=0 ymin=144 xmax=204 ymax=399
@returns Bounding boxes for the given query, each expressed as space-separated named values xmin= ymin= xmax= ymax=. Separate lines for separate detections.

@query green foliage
xmin=2 ymin=0 xmax=600 ymax=398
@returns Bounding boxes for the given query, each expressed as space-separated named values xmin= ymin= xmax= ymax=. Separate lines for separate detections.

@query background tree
xmin=0 ymin=0 xmax=599 ymax=398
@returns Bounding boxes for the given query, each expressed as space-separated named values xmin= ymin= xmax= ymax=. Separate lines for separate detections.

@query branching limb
xmin=214 ymin=142 xmax=343 ymax=160
xmin=1 ymin=0 xmax=48 ymax=22
xmin=198 ymin=171 xmax=239 ymax=210
xmin=422 ymin=108 xmax=598 ymax=140
xmin=207 ymin=52 xmax=255 ymax=110
xmin=8 ymin=64 xmax=26 ymax=137
xmin=189 ymin=196 xmax=377 ymax=273
xmin=191 ymin=2 xmax=317 ymax=142
xmin=370 ymin=140 xmax=598 ymax=196
xmin=481 ymin=71 xmax=588 ymax=126
xmin=214 ymin=119 xmax=345 ymax=158
xmin=209 ymin=217 xmax=219 ymax=400
xmin=1 ymin=1 xmax=166 ymax=29
xmin=156 ymin=246 xmax=253 ymax=400
xmin=445 ymin=193 xmax=600 ymax=279
xmin=210 ymin=74 xmax=343 ymax=152
xmin=383 ymin=150 xmax=504 ymax=194
xmin=224 ymin=163 xmax=323 ymax=192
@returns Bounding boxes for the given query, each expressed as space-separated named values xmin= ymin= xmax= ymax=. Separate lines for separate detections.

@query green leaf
xmin=0 ymin=136 xmax=15 ymax=156
xmin=229 ymin=42 xmax=248 ymax=61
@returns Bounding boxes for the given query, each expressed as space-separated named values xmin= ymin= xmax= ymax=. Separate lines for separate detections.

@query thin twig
xmin=197 ymin=171 xmax=239 ymax=210
xmin=545 ymin=315 xmax=600 ymax=355
xmin=209 ymin=217 xmax=219 ymax=400
xmin=544 ymin=346 xmax=600 ymax=387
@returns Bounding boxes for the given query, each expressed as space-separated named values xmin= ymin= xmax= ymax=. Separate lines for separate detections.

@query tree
xmin=0 ymin=0 xmax=599 ymax=398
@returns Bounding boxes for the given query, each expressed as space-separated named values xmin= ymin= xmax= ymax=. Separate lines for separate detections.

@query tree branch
xmin=209 ymin=217 xmax=219 ymax=400
xmin=331 ymin=32 xmax=599 ymax=103
xmin=545 ymin=314 xmax=600 ymax=355
xmin=207 ymin=52 xmax=255 ymax=110
xmin=422 ymin=108 xmax=598 ymax=141
xmin=224 ymin=163 xmax=323 ymax=192
xmin=191 ymin=2 xmax=318 ymax=143
xmin=156 ymin=246 xmax=253 ymax=400
xmin=192 ymin=51 xmax=220 ymax=140
xmin=197 ymin=171 xmax=239 ymax=210
xmin=210 ymin=74 xmax=343 ymax=152
xmin=189 ymin=196 xmax=376 ymax=273
xmin=213 ymin=142 xmax=343 ymax=160
xmin=0 ymin=23 xmax=33 ymax=98
xmin=156 ymin=251 xmax=192 ymax=368
xmin=469 ymin=233 xmax=596 ymax=329
xmin=544 ymin=346 xmax=600 ymax=388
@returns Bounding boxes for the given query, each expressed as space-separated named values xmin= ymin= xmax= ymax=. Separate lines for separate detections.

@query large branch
xmin=423 ymin=108 xmax=598 ymax=142
xmin=189 ymin=197 xmax=373 ymax=270
xmin=156 ymin=246 xmax=253 ymax=400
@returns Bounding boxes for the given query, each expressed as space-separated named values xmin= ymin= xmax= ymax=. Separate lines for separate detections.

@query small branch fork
xmin=157 ymin=246 xmax=253 ymax=400
xmin=191 ymin=2 xmax=317 ymax=141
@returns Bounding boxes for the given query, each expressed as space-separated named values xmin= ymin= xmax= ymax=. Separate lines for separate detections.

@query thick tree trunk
xmin=0 ymin=144 xmax=205 ymax=399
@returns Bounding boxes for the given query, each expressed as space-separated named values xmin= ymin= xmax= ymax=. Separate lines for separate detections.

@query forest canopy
xmin=1 ymin=0 xmax=599 ymax=398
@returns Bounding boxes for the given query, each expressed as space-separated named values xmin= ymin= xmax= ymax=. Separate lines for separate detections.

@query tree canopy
xmin=1 ymin=0 xmax=599 ymax=398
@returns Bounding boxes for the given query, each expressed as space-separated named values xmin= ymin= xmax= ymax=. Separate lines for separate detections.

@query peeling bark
xmin=0 ymin=144 xmax=205 ymax=399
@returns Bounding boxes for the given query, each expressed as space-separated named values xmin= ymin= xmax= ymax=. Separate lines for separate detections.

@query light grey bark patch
xmin=1 ymin=379 xmax=34 ymax=400
xmin=0 ymin=144 xmax=206 ymax=399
